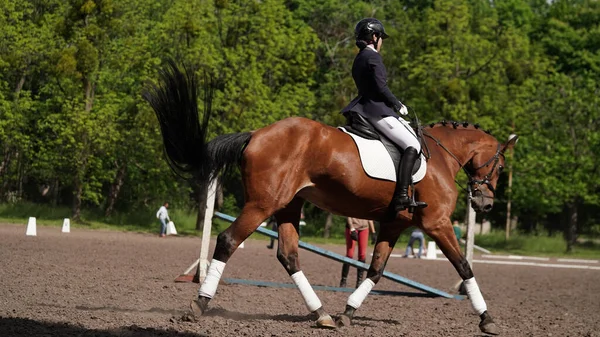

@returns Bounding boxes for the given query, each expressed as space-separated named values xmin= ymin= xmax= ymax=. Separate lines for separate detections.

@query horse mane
xmin=425 ymin=120 xmax=492 ymax=135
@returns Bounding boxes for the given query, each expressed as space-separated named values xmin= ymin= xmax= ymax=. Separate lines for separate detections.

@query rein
xmin=420 ymin=128 xmax=503 ymax=199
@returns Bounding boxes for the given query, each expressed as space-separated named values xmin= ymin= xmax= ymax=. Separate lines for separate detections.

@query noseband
xmin=422 ymin=130 xmax=503 ymax=199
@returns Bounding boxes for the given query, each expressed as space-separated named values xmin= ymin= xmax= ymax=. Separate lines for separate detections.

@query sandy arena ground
xmin=1 ymin=224 xmax=599 ymax=336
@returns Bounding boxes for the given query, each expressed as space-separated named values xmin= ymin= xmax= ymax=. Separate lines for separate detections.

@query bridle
xmin=421 ymin=129 xmax=504 ymax=199
xmin=467 ymin=143 xmax=504 ymax=197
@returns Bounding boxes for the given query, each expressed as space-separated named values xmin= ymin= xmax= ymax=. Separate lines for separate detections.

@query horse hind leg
xmin=423 ymin=220 xmax=499 ymax=335
xmin=189 ymin=201 xmax=271 ymax=317
xmin=337 ymin=220 xmax=409 ymax=328
xmin=275 ymin=197 xmax=335 ymax=329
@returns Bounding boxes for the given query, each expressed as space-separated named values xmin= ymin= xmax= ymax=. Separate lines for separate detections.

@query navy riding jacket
xmin=341 ymin=47 xmax=401 ymax=118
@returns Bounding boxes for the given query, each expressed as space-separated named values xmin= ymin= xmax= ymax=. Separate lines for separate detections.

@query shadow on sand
xmin=0 ymin=317 xmax=208 ymax=337
xmin=202 ymin=307 xmax=313 ymax=323
xmin=202 ymin=307 xmax=402 ymax=326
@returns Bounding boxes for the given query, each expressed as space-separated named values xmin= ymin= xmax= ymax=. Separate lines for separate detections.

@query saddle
xmin=340 ymin=112 xmax=424 ymax=181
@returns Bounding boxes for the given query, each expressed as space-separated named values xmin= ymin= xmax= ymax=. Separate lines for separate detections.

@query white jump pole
xmin=465 ymin=190 xmax=476 ymax=267
xmin=198 ymin=179 xmax=217 ymax=283
xmin=455 ymin=189 xmax=477 ymax=293
xmin=183 ymin=258 xmax=201 ymax=275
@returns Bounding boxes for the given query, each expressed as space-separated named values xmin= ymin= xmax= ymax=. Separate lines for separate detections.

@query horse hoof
xmin=316 ymin=314 xmax=337 ymax=329
xmin=479 ymin=311 xmax=500 ymax=335
xmin=336 ymin=314 xmax=352 ymax=328
xmin=189 ymin=299 xmax=206 ymax=317
xmin=480 ymin=321 xmax=500 ymax=335
xmin=180 ymin=312 xmax=197 ymax=322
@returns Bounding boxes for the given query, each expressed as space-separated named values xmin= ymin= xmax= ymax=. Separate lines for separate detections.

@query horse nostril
xmin=484 ymin=204 xmax=493 ymax=212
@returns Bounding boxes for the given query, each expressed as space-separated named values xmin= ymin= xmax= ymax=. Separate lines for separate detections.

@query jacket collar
xmin=366 ymin=45 xmax=378 ymax=53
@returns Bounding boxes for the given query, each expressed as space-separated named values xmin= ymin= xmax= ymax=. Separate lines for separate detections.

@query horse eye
xmin=498 ymin=165 xmax=504 ymax=174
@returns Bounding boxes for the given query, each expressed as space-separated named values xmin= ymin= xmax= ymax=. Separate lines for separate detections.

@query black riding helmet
xmin=354 ymin=18 xmax=389 ymax=42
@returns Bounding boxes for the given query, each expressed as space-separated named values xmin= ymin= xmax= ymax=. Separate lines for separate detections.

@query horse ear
xmin=502 ymin=134 xmax=519 ymax=153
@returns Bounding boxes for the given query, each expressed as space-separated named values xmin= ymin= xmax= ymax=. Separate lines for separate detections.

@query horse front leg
xmin=423 ymin=217 xmax=499 ymax=335
xmin=336 ymin=220 xmax=408 ymax=327
xmin=275 ymin=198 xmax=336 ymax=329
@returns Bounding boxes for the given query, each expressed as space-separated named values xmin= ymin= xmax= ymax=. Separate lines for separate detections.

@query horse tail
xmin=142 ymin=60 xmax=251 ymax=188
xmin=206 ymin=132 xmax=252 ymax=181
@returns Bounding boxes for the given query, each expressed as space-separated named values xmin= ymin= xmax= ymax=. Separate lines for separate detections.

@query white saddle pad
xmin=339 ymin=127 xmax=427 ymax=183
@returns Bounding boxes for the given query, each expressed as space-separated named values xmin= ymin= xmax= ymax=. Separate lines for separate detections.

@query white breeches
xmin=367 ymin=116 xmax=421 ymax=151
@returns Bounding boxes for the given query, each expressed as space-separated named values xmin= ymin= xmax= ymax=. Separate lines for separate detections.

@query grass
xmin=0 ymin=202 xmax=205 ymax=236
xmin=1 ymin=202 xmax=599 ymax=259
xmin=473 ymin=231 xmax=600 ymax=259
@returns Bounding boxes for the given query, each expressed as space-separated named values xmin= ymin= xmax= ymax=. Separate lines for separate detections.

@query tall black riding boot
xmin=340 ymin=263 xmax=350 ymax=287
xmin=392 ymin=147 xmax=428 ymax=213
xmin=356 ymin=259 xmax=366 ymax=288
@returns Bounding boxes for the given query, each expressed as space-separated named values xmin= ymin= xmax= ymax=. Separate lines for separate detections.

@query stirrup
xmin=408 ymin=201 xmax=428 ymax=213
xmin=404 ymin=183 xmax=427 ymax=213
xmin=394 ymin=197 xmax=427 ymax=214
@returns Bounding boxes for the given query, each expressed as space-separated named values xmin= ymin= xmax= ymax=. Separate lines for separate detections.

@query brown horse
xmin=143 ymin=63 xmax=516 ymax=335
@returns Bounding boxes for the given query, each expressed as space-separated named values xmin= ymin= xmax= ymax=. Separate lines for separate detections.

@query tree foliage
xmin=0 ymin=0 xmax=599 ymax=247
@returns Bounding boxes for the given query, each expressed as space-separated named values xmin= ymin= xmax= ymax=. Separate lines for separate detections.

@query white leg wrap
xmin=464 ymin=277 xmax=487 ymax=315
xmin=347 ymin=278 xmax=375 ymax=309
xmin=198 ymin=259 xmax=226 ymax=298
xmin=291 ymin=271 xmax=322 ymax=312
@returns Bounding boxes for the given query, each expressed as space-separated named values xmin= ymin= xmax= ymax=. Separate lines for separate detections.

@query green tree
xmin=513 ymin=74 xmax=599 ymax=251
xmin=151 ymin=0 xmax=319 ymax=228
xmin=0 ymin=0 xmax=60 ymax=201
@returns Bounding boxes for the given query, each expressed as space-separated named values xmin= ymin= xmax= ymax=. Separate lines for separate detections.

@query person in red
xmin=340 ymin=217 xmax=376 ymax=288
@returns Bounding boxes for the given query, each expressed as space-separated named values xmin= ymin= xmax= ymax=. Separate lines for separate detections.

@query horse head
xmin=424 ymin=122 xmax=518 ymax=213
xmin=464 ymin=132 xmax=518 ymax=212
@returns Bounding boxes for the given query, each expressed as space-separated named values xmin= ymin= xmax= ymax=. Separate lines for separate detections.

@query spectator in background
xmin=453 ymin=220 xmax=462 ymax=243
xmin=299 ymin=207 xmax=306 ymax=236
xmin=156 ymin=202 xmax=170 ymax=238
xmin=403 ymin=228 xmax=425 ymax=258
xmin=340 ymin=217 xmax=375 ymax=288
xmin=370 ymin=221 xmax=379 ymax=245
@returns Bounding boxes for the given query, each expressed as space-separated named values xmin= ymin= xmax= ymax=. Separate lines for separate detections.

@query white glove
xmin=398 ymin=103 xmax=408 ymax=116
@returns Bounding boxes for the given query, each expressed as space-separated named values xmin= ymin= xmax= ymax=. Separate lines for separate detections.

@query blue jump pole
xmin=222 ymin=278 xmax=436 ymax=297
xmin=214 ymin=211 xmax=462 ymax=300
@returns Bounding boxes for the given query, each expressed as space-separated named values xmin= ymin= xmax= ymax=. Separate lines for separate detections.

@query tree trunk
xmin=323 ymin=213 xmax=333 ymax=238
xmin=195 ymin=184 xmax=208 ymax=231
xmin=14 ymin=73 xmax=26 ymax=100
xmin=51 ymin=179 xmax=59 ymax=207
xmin=0 ymin=148 xmax=13 ymax=200
xmin=0 ymin=149 xmax=12 ymax=180
xmin=72 ymin=174 xmax=83 ymax=222
xmin=84 ymin=77 xmax=95 ymax=113
xmin=15 ymin=150 xmax=24 ymax=199
xmin=73 ymin=77 xmax=94 ymax=221
xmin=72 ymin=77 xmax=94 ymax=222
xmin=0 ymin=72 xmax=27 ymax=200
xmin=565 ymin=201 xmax=578 ymax=253
xmin=105 ymin=163 xmax=127 ymax=217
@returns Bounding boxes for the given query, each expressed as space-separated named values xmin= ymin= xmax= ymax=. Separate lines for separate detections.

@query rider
xmin=341 ymin=18 xmax=427 ymax=213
